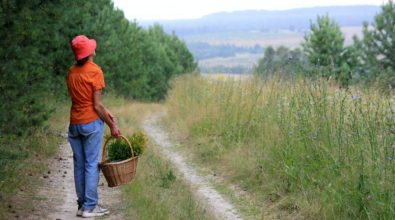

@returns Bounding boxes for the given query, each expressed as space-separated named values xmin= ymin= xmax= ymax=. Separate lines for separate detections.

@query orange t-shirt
xmin=66 ymin=60 xmax=105 ymax=124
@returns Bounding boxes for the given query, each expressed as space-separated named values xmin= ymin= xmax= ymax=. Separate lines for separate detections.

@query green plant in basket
xmin=107 ymin=138 xmax=132 ymax=162
xmin=128 ymin=131 xmax=148 ymax=156
xmin=107 ymin=132 xmax=148 ymax=162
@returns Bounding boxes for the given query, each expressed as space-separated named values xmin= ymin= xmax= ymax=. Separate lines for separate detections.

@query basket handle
xmin=101 ymin=135 xmax=135 ymax=163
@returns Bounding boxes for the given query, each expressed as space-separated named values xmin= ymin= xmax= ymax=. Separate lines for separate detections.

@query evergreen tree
xmin=303 ymin=15 xmax=345 ymax=79
xmin=358 ymin=0 xmax=395 ymax=85
xmin=254 ymin=46 xmax=308 ymax=78
xmin=255 ymin=46 xmax=275 ymax=75
xmin=142 ymin=25 xmax=196 ymax=99
xmin=0 ymin=0 xmax=55 ymax=135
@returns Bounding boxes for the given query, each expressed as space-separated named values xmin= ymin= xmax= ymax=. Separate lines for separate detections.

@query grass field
xmin=198 ymin=53 xmax=262 ymax=73
xmin=165 ymin=74 xmax=395 ymax=219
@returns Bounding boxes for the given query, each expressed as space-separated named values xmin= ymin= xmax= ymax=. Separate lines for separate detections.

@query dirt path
xmin=29 ymin=133 xmax=125 ymax=220
xmin=142 ymin=113 xmax=243 ymax=220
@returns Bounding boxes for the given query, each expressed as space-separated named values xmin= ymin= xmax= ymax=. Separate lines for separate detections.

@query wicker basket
xmin=99 ymin=135 xmax=138 ymax=187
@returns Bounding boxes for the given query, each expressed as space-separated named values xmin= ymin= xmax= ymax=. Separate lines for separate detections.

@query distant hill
xmin=139 ymin=5 xmax=381 ymax=74
xmin=140 ymin=5 xmax=380 ymax=36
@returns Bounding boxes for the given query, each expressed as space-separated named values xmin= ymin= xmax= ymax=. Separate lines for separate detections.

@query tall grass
xmin=165 ymin=74 xmax=395 ymax=219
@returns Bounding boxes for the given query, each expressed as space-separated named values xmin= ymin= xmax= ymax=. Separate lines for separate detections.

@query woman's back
xmin=66 ymin=60 xmax=105 ymax=124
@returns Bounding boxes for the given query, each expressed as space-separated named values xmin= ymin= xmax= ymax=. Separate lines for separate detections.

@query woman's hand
xmin=107 ymin=112 xmax=120 ymax=137
xmin=110 ymin=124 xmax=121 ymax=138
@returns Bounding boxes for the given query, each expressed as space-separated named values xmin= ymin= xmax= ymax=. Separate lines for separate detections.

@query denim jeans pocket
xmin=68 ymin=124 xmax=78 ymax=138
xmin=80 ymin=119 xmax=102 ymax=136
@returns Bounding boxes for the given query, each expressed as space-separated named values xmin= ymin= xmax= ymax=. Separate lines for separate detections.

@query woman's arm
xmin=93 ymin=90 xmax=121 ymax=137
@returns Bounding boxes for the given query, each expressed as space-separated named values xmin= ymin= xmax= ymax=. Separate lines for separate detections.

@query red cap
xmin=71 ymin=35 xmax=97 ymax=61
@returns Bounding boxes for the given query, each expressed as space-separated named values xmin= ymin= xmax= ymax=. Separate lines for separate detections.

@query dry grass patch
xmin=164 ymin=74 xmax=395 ymax=219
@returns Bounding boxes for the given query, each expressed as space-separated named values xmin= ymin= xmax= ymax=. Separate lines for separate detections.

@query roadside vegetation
xmin=165 ymin=74 xmax=395 ymax=219
xmin=0 ymin=103 xmax=68 ymax=218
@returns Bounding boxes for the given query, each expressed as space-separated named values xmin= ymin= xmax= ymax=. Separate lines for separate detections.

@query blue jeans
xmin=68 ymin=118 xmax=104 ymax=210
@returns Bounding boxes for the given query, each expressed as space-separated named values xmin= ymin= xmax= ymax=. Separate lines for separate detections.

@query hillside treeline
xmin=151 ymin=6 xmax=379 ymax=36
xmin=255 ymin=1 xmax=394 ymax=88
xmin=187 ymin=42 xmax=263 ymax=60
xmin=0 ymin=0 xmax=196 ymax=135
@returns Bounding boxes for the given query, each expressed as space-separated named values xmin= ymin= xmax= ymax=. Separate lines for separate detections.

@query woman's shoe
xmin=82 ymin=205 xmax=110 ymax=218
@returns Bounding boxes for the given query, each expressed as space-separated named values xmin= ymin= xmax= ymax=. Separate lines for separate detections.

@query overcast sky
xmin=112 ymin=0 xmax=386 ymax=20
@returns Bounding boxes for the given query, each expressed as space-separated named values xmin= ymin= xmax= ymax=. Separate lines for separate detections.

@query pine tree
xmin=358 ymin=0 xmax=395 ymax=85
xmin=254 ymin=46 xmax=308 ymax=78
xmin=303 ymin=15 xmax=344 ymax=79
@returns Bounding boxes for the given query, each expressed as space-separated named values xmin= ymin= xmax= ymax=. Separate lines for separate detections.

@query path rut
xmin=30 ymin=133 xmax=126 ymax=220
xmin=142 ymin=113 xmax=243 ymax=220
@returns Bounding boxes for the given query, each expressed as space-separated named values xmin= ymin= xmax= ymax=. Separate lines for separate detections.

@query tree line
xmin=187 ymin=42 xmax=263 ymax=60
xmin=254 ymin=1 xmax=394 ymax=88
xmin=0 ymin=0 xmax=196 ymax=135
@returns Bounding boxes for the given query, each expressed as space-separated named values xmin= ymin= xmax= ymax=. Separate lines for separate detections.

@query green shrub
xmin=107 ymin=132 xmax=148 ymax=162
xmin=107 ymin=138 xmax=132 ymax=162
xmin=128 ymin=132 xmax=148 ymax=156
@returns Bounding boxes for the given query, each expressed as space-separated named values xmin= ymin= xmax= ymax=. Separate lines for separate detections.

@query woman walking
xmin=67 ymin=35 xmax=121 ymax=218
